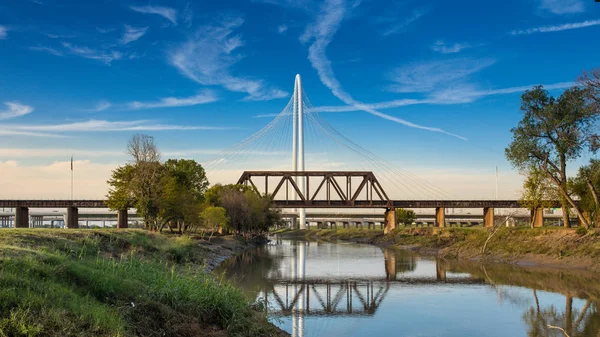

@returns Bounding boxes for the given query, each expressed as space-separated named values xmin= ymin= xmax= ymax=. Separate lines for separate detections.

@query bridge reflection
xmin=215 ymin=239 xmax=600 ymax=337
xmin=215 ymin=239 xmax=486 ymax=337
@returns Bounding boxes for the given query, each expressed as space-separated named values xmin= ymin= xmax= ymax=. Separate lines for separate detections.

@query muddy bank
xmin=277 ymin=227 xmax=600 ymax=273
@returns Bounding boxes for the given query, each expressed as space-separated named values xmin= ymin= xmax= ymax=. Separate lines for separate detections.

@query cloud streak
xmin=431 ymin=41 xmax=471 ymax=54
xmin=511 ymin=19 xmax=600 ymax=35
xmin=301 ymin=0 xmax=465 ymax=140
xmin=253 ymin=81 xmax=575 ymax=117
xmin=0 ymin=25 xmax=7 ymax=39
xmin=29 ymin=45 xmax=63 ymax=56
xmin=539 ymin=0 xmax=584 ymax=15
xmin=62 ymin=42 xmax=122 ymax=64
xmin=382 ymin=8 xmax=428 ymax=36
xmin=388 ymin=58 xmax=496 ymax=93
xmin=120 ymin=25 xmax=148 ymax=45
xmin=0 ymin=120 xmax=234 ymax=137
xmin=130 ymin=5 xmax=177 ymax=24
xmin=127 ymin=91 xmax=218 ymax=109
xmin=0 ymin=102 xmax=34 ymax=120
xmin=170 ymin=17 xmax=288 ymax=101
xmin=315 ymin=81 xmax=575 ymax=112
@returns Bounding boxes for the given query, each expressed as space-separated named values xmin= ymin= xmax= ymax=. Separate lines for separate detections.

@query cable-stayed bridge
xmin=0 ymin=74 xmax=568 ymax=230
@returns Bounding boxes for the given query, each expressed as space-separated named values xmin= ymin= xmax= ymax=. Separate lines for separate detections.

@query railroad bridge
xmin=0 ymin=170 xmax=564 ymax=231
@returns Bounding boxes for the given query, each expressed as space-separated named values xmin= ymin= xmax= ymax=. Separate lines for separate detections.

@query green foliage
xmin=106 ymin=134 xmax=210 ymax=233
xmin=505 ymin=85 xmax=599 ymax=227
xmin=576 ymin=226 xmax=588 ymax=235
xmin=205 ymin=184 xmax=280 ymax=237
xmin=519 ymin=166 xmax=558 ymax=210
xmin=395 ymin=208 xmax=416 ymax=225
xmin=570 ymin=159 xmax=600 ymax=226
xmin=0 ymin=230 xmax=283 ymax=337
xmin=201 ymin=206 xmax=230 ymax=233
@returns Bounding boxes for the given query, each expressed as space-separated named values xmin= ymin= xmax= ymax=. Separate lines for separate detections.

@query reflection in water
xmin=214 ymin=239 xmax=600 ymax=337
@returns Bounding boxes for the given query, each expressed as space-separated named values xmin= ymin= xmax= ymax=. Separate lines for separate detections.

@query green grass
xmin=0 ymin=229 xmax=283 ymax=337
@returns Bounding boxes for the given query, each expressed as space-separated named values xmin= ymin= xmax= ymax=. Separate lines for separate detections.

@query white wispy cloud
xmin=388 ymin=58 xmax=496 ymax=93
xmin=96 ymin=27 xmax=116 ymax=34
xmin=510 ymin=19 xmax=600 ymax=35
xmin=278 ymin=24 xmax=288 ymax=33
xmin=0 ymin=120 xmax=233 ymax=137
xmin=308 ymin=81 xmax=575 ymax=113
xmin=0 ymin=147 xmax=285 ymax=159
xmin=300 ymin=0 xmax=465 ymax=140
xmin=539 ymin=0 xmax=585 ymax=15
xmin=382 ymin=8 xmax=428 ymax=36
xmin=44 ymin=33 xmax=76 ymax=39
xmin=62 ymin=42 xmax=122 ymax=65
xmin=0 ymin=25 xmax=8 ymax=39
xmin=29 ymin=45 xmax=63 ymax=56
xmin=0 ymin=130 xmax=67 ymax=138
xmin=0 ymin=148 xmax=125 ymax=158
xmin=120 ymin=25 xmax=148 ymax=45
xmin=170 ymin=17 xmax=288 ymax=101
xmin=0 ymin=102 xmax=34 ymax=120
xmin=83 ymin=101 xmax=112 ymax=112
xmin=127 ymin=90 xmax=218 ymax=109
xmin=130 ymin=5 xmax=177 ymax=24
xmin=431 ymin=40 xmax=471 ymax=54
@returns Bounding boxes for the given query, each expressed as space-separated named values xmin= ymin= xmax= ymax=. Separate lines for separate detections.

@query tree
xmin=519 ymin=166 xmax=557 ymax=228
xmin=107 ymin=134 xmax=209 ymax=233
xmin=570 ymin=159 xmax=600 ymax=227
xmin=213 ymin=184 xmax=280 ymax=238
xmin=505 ymin=85 xmax=599 ymax=228
xmin=395 ymin=208 xmax=416 ymax=226
xmin=201 ymin=206 xmax=229 ymax=240
xmin=128 ymin=134 xmax=160 ymax=163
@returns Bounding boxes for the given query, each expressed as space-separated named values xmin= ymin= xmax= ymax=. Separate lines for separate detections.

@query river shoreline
xmin=276 ymin=227 xmax=600 ymax=273
xmin=0 ymin=229 xmax=288 ymax=337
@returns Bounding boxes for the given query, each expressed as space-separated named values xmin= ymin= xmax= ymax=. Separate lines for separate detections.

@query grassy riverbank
xmin=278 ymin=227 xmax=600 ymax=272
xmin=0 ymin=229 xmax=286 ymax=337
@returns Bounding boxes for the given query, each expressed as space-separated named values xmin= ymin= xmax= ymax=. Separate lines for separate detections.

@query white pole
xmin=495 ymin=166 xmax=498 ymax=200
xmin=296 ymin=74 xmax=306 ymax=230
xmin=292 ymin=77 xmax=298 ymax=229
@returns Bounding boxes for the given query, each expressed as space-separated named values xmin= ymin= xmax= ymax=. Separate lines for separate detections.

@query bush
xmin=576 ymin=226 xmax=588 ymax=235
xmin=396 ymin=208 xmax=416 ymax=226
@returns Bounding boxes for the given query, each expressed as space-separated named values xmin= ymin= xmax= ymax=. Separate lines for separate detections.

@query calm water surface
xmin=214 ymin=238 xmax=600 ymax=337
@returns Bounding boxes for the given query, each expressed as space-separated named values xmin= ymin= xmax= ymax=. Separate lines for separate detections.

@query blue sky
xmin=0 ymin=0 xmax=599 ymax=198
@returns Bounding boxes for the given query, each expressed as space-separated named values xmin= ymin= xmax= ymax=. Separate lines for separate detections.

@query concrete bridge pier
xmin=483 ymin=207 xmax=494 ymax=227
xmin=15 ymin=207 xmax=29 ymax=228
xmin=532 ymin=208 xmax=544 ymax=227
xmin=435 ymin=207 xmax=445 ymax=227
xmin=384 ymin=207 xmax=396 ymax=234
xmin=117 ymin=209 xmax=128 ymax=229
xmin=66 ymin=207 xmax=79 ymax=229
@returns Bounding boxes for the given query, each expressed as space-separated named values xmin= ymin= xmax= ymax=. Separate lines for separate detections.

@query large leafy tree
xmin=506 ymin=85 xmax=599 ymax=227
xmin=106 ymin=134 xmax=209 ymax=232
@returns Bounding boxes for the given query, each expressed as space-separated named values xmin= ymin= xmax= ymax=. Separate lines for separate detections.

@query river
xmin=214 ymin=238 xmax=600 ymax=337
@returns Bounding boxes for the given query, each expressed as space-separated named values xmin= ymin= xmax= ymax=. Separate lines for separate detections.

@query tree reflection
xmin=522 ymin=292 xmax=599 ymax=337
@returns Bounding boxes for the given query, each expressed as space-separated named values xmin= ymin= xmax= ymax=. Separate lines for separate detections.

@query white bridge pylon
xmin=292 ymin=74 xmax=306 ymax=230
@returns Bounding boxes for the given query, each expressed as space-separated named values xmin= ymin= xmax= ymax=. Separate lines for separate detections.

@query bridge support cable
xmin=302 ymin=100 xmax=447 ymax=200
xmin=302 ymin=93 xmax=452 ymax=200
